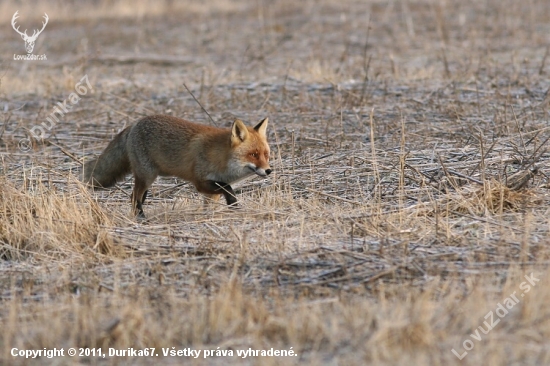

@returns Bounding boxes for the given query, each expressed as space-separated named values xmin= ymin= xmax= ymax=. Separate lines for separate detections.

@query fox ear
xmin=254 ymin=117 xmax=268 ymax=137
xmin=231 ymin=119 xmax=249 ymax=144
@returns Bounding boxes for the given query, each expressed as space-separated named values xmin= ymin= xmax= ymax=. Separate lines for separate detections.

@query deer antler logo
xmin=11 ymin=11 xmax=48 ymax=54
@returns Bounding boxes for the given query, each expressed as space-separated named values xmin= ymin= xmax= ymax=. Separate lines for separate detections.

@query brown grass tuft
xmin=0 ymin=177 xmax=118 ymax=261
xmin=452 ymin=179 xmax=540 ymax=215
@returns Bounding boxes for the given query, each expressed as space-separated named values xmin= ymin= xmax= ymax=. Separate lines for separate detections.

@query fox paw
xmin=228 ymin=202 xmax=240 ymax=210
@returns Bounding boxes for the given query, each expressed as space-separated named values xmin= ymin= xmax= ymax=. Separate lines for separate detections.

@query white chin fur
xmin=246 ymin=163 xmax=266 ymax=177
xmin=254 ymin=168 xmax=267 ymax=177
xmin=207 ymin=162 xmax=257 ymax=184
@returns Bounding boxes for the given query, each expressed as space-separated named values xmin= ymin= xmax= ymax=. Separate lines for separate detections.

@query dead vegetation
xmin=1 ymin=0 xmax=550 ymax=364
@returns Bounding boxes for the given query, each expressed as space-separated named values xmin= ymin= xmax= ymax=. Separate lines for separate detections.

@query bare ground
xmin=1 ymin=0 xmax=550 ymax=365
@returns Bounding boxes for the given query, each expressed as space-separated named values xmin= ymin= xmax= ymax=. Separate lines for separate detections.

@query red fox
xmin=83 ymin=115 xmax=272 ymax=217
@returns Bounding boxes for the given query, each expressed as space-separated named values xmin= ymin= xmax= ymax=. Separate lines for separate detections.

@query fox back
xmin=126 ymin=115 xmax=271 ymax=184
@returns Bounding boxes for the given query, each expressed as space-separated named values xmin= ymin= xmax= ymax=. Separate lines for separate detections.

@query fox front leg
xmin=205 ymin=181 xmax=238 ymax=206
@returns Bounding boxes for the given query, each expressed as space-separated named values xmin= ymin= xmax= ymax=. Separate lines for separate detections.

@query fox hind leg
xmin=132 ymin=174 xmax=156 ymax=218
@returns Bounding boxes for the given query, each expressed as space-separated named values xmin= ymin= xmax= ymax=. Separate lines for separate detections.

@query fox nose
xmin=265 ymin=169 xmax=272 ymax=175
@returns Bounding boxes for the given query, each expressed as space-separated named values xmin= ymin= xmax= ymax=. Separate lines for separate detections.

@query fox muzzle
xmin=247 ymin=164 xmax=272 ymax=177
xmin=254 ymin=168 xmax=270 ymax=177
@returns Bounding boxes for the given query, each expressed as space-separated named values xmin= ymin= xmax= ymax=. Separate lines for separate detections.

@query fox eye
xmin=250 ymin=152 xmax=259 ymax=159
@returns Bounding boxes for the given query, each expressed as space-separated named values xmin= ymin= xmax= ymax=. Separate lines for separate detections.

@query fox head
xmin=231 ymin=118 xmax=272 ymax=178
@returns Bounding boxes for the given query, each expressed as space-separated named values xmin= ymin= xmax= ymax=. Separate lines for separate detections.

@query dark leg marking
xmin=207 ymin=181 xmax=238 ymax=206
xmin=142 ymin=190 xmax=148 ymax=205
xmin=136 ymin=201 xmax=146 ymax=219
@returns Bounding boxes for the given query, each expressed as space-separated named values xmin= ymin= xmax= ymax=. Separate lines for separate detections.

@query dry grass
xmin=1 ymin=0 xmax=550 ymax=364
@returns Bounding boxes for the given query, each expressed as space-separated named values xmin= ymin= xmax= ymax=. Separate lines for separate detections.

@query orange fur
xmin=83 ymin=115 xmax=271 ymax=217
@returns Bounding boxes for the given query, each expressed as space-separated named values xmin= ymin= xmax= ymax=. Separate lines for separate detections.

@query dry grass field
xmin=1 ymin=0 xmax=550 ymax=364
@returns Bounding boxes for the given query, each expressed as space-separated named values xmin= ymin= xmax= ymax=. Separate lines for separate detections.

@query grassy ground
xmin=1 ymin=0 xmax=550 ymax=364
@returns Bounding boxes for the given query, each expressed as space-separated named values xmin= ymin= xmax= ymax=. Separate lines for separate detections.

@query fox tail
xmin=82 ymin=127 xmax=131 ymax=188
